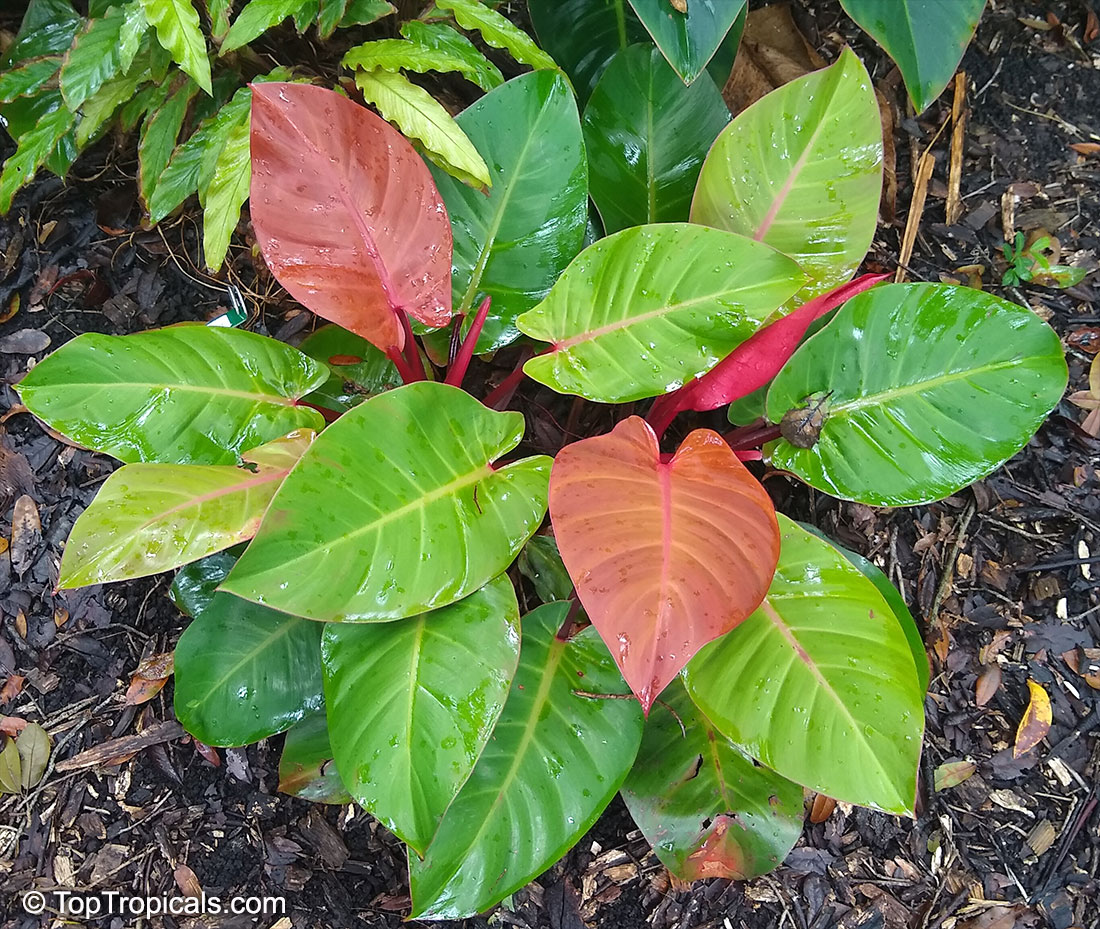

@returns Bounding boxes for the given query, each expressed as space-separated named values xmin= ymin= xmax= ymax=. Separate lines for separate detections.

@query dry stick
xmin=895 ymin=115 xmax=952 ymax=283
xmin=55 ymin=720 xmax=185 ymax=773
xmin=927 ymin=502 xmax=976 ymax=625
xmin=945 ymin=72 xmax=968 ymax=226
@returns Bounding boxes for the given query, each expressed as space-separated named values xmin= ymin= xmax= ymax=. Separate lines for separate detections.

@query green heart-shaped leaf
xmin=410 ymin=601 xmax=643 ymax=919
xmin=222 ymin=381 xmax=551 ymax=621
xmin=766 ymin=283 xmax=1069 ymax=506
xmin=691 ymin=47 xmax=882 ymax=304
xmin=685 ymin=516 xmax=924 ymax=815
xmin=583 ymin=44 xmax=730 ymax=233
xmin=517 ymin=223 xmax=805 ymax=402
xmin=15 ymin=327 xmax=326 ymax=464
xmin=172 ymin=557 xmax=324 ymax=747
xmin=322 ymin=575 xmax=520 ymax=854
xmin=626 ymin=0 xmax=747 ymax=83
xmin=59 ymin=431 xmax=313 ymax=588
xmin=621 ymin=680 xmax=804 ymax=880
xmin=840 ymin=0 xmax=986 ymax=113
xmin=429 ymin=70 xmax=588 ymax=354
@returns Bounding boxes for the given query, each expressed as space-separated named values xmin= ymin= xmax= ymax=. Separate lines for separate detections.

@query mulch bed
xmin=1 ymin=1 xmax=1099 ymax=927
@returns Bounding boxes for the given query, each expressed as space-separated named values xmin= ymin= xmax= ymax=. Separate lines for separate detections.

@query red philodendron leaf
xmin=249 ymin=83 xmax=453 ymax=353
xmin=550 ymin=417 xmax=780 ymax=713
xmin=649 ymin=273 xmax=888 ymax=433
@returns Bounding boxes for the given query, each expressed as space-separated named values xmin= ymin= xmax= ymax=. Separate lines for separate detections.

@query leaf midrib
xmin=30 ymin=381 xmax=299 ymax=405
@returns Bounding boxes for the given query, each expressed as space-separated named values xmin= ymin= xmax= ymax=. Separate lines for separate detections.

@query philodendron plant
xmin=17 ymin=45 xmax=1066 ymax=921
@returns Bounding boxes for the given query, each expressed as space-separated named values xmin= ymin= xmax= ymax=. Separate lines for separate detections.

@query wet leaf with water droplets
xmin=550 ymin=416 xmax=780 ymax=712
xmin=322 ymin=575 xmax=520 ymax=854
xmin=685 ymin=516 xmax=925 ymax=815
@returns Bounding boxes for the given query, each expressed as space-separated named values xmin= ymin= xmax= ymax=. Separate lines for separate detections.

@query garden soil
xmin=1 ymin=2 xmax=1099 ymax=928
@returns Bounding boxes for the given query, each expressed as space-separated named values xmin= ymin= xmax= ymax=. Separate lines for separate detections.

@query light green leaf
xmin=138 ymin=76 xmax=198 ymax=207
xmin=0 ymin=740 xmax=21 ymax=794
xmin=410 ymin=602 xmax=644 ymax=919
xmin=172 ymin=555 xmax=324 ymax=747
xmin=691 ymin=47 xmax=883 ymax=304
xmin=353 ymin=67 xmax=490 ymax=189
xmin=139 ymin=0 xmax=212 ymax=93
xmin=75 ymin=59 xmax=153 ymax=147
xmin=222 ymin=382 xmax=551 ymax=622
xmin=15 ymin=327 xmax=326 ymax=465
xmin=685 ymin=516 xmax=924 ymax=815
xmin=765 ymin=283 xmax=1069 ymax=506
xmin=59 ymin=431 xmax=314 ymax=588
xmin=344 ymin=22 xmax=503 ymax=91
xmin=278 ymin=711 xmax=352 ymax=804
xmin=436 ymin=0 xmax=556 ymax=71
xmin=427 ymin=69 xmax=587 ymax=354
xmin=621 ymin=681 xmax=804 ymax=880
xmin=582 ymin=43 xmax=730 ymax=233
xmin=0 ymin=58 xmax=63 ymax=104
xmin=202 ymin=105 xmax=251 ymax=270
xmin=322 ymin=575 xmax=520 ymax=854
xmin=840 ymin=0 xmax=986 ymax=113
xmin=0 ymin=103 xmax=76 ymax=213
xmin=516 ymin=223 xmax=805 ymax=403
xmin=206 ymin=0 xmax=233 ymax=39
xmin=119 ymin=1 xmax=150 ymax=72
xmin=16 ymin=724 xmax=51 ymax=790
xmin=220 ymin=0 xmax=311 ymax=53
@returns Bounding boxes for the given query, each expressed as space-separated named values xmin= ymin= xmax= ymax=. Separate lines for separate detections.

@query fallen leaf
xmin=0 ymin=675 xmax=25 ymax=704
xmin=16 ymin=722 xmax=50 ymax=789
xmin=0 ymin=328 xmax=50 ymax=354
xmin=124 ymin=652 xmax=175 ymax=706
xmin=0 ymin=738 xmax=20 ymax=793
xmin=1013 ymin=680 xmax=1052 ymax=758
xmin=1067 ymin=354 xmax=1100 ymax=436
xmin=193 ymin=739 xmax=221 ymax=767
xmin=1070 ymin=142 xmax=1100 ymax=156
xmin=724 ymin=3 xmax=824 ymax=113
xmin=174 ymin=863 xmax=203 ymax=897
xmin=0 ymin=716 xmax=28 ymax=736
xmin=934 ymin=759 xmax=977 ymax=791
xmin=10 ymin=494 xmax=41 ymax=576
xmin=809 ymin=793 xmax=836 ymax=823
xmin=976 ymin=665 xmax=1002 ymax=707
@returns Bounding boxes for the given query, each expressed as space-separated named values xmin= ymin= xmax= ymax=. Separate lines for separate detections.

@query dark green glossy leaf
xmin=691 ymin=48 xmax=882 ymax=304
xmin=766 ymin=283 xmax=1069 ymax=506
xmin=0 ymin=58 xmax=63 ymax=104
xmin=429 ymin=70 xmax=587 ymax=354
xmin=60 ymin=3 xmax=145 ymax=109
xmin=582 ymin=44 xmax=729 ymax=233
xmin=278 ymin=711 xmax=352 ymax=804
xmin=627 ymin=0 xmax=747 ymax=84
xmin=704 ymin=2 xmax=745 ymax=89
xmin=316 ymin=0 xmax=349 ymax=38
xmin=840 ymin=0 xmax=986 ymax=113
xmin=527 ymin=0 xmax=649 ymax=104
xmin=517 ymin=534 xmax=574 ymax=604
xmin=298 ymin=324 xmax=402 ymax=413
xmin=0 ymin=101 xmax=75 ymax=212
xmin=685 ymin=516 xmax=924 ymax=815
xmin=170 ymin=550 xmax=239 ymax=617
xmin=15 ymin=327 xmax=325 ymax=465
xmin=74 ymin=57 xmax=154 ymax=148
xmin=173 ymin=554 xmax=324 ymax=747
xmin=621 ymin=681 xmax=804 ymax=880
xmin=222 ymin=382 xmax=551 ymax=622
xmin=410 ymin=602 xmax=644 ymax=919
xmin=517 ymin=223 xmax=805 ymax=403
xmin=795 ymin=522 xmax=929 ymax=693
xmin=0 ymin=90 xmax=79 ymax=179
xmin=726 ymin=384 xmax=767 ymax=425
xmin=338 ymin=0 xmax=394 ymax=27
xmin=3 ymin=0 xmax=81 ymax=66
xmin=322 ymin=575 xmax=520 ymax=854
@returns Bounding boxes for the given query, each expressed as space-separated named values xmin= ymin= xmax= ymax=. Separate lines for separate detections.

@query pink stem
xmin=723 ymin=420 xmax=782 ymax=450
xmin=398 ymin=311 xmax=427 ymax=382
xmin=482 ymin=348 xmax=533 ymax=409
xmin=445 ymin=295 xmax=491 ymax=388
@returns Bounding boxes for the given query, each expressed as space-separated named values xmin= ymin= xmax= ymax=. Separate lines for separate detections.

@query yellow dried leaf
xmin=1013 ymin=679 xmax=1052 ymax=758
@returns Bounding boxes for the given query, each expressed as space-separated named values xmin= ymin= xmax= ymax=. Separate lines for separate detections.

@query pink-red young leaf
xmin=249 ymin=83 xmax=453 ymax=353
xmin=649 ymin=273 xmax=888 ymax=434
xmin=550 ymin=417 xmax=780 ymax=713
